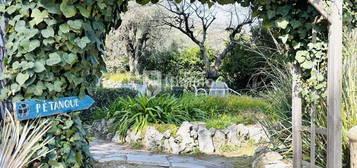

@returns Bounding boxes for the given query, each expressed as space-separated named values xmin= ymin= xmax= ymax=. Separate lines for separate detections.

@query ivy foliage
xmin=0 ymin=0 xmax=126 ymax=167
xmin=0 ymin=0 xmax=126 ymax=102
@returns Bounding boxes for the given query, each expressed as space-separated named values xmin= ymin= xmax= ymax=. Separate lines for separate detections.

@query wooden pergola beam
xmin=308 ymin=0 xmax=333 ymax=23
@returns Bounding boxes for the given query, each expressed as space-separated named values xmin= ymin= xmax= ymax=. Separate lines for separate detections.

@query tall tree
xmin=159 ymin=0 xmax=254 ymax=80
xmin=106 ymin=2 xmax=165 ymax=75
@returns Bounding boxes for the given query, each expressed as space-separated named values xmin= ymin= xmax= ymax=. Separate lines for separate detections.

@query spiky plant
xmin=0 ymin=110 xmax=52 ymax=168
xmin=342 ymin=29 xmax=357 ymax=167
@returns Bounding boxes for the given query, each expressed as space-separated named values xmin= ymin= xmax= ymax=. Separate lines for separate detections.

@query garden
xmin=0 ymin=0 xmax=356 ymax=168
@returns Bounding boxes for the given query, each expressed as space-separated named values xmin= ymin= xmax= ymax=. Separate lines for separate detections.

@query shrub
xmin=80 ymin=88 xmax=137 ymax=124
xmin=107 ymin=95 xmax=206 ymax=138
xmin=102 ymin=72 xmax=144 ymax=84
xmin=205 ymin=114 xmax=256 ymax=129
xmin=104 ymin=93 xmax=273 ymax=139
xmin=150 ymin=124 xmax=178 ymax=137
xmin=92 ymin=88 xmax=138 ymax=108
xmin=179 ymin=94 xmax=274 ymax=117
xmin=158 ymin=86 xmax=184 ymax=97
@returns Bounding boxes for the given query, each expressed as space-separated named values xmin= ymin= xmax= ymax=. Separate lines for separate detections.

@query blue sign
xmin=15 ymin=96 xmax=95 ymax=120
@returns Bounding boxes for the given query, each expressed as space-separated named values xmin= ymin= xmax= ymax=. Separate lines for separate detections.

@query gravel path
xmin=90 ymin=139 xmax=253 ymax=168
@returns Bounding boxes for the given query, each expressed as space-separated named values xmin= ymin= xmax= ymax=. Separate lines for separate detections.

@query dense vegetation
xmin=80 ymin=88 xmax=137 ymax=124
xmin=92 ymin=93 xmax=273 ymax=139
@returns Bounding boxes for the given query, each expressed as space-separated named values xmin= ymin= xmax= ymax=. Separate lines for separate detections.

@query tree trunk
xmin=199 ymin=44 xmax=219 ymax=81
xmin=128 ymin=54 xmax=140 ymax=76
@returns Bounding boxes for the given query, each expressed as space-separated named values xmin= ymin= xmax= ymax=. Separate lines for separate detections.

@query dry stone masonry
xmin=89 ymin=120 xmax=269 ymax=154
xmin=88 ymin=120 xmax=294 ymax=168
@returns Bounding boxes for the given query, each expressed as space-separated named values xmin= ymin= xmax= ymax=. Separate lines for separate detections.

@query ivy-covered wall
xmin=0 ymin=0 xmax=126 ymax=167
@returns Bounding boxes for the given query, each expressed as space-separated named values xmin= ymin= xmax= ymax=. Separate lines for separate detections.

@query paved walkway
xmin=90 ymin=139 xmax=252 ymax=168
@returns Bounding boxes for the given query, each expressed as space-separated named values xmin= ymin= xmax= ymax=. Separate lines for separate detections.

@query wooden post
xmin=348 ymin=126 xmax=357 ymax=168
xmin=310 ymin=104 xmax=316 ymax=168
xmin=310 ymin=25 xmax=317 ymax=168
xmin=292 ymin=64 xmax=302 ymax=168
xmin=326 ymin=0 xmax=343 ymax=167
xmin=308 ymin=0 xmax=343 ymax=167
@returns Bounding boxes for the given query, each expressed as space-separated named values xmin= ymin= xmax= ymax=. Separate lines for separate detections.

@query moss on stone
xmin=151 ymin=124 xmax=178 ymax=137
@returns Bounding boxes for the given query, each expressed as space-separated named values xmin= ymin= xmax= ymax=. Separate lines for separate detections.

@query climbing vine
xmin=0 ymin=0 xmax=126 ymax=167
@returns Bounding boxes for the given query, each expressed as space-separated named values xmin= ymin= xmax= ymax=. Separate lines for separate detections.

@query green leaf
xmin=0 ymin=4 xmax=5 ymax=12
xmin=97 ymin=2 xmax=107 ymax=9
xmin=21 ymin=40 xmax=40 ymax=52
xmin=278 ymin=34 xmax=289 ymax=44
xmin=12 ymin=61 xmax=21 ymax=70
xmin=317 ymin=73 xmax=324 ymax=82
xmin=22 ymin=61 xmax=34 ymax=70
xmin=24 ymin=29 xmax=39 ymax=39
xmin=59 ymin=24 xmax=70 ymax=33
xmin=295 ymin=51 xmax=306 ymax=63
xmin=276 ymin=5 xmax=291 ymax=16
xmin=30 ymin=8 xmax=49 ymax=26
xmin=40 ymin=0 xmax=61 ymax=14
xmin=45 ymin=82 xmax=54 ymax=92
xmin=63 ymin=53 xmax=77 ymax=64
xmin=267 ymin=10 xmax=275 ymax=19
xmin=293 ymin=42 xmax=302 ymax=50
xmin=33 ymin=82 xmax=46 ymax=96
xmin=296 ymin=50 xmax=309 ymax=63
xmin=0 ymin=73 xmax=10 ymax=80
xmin=77 ymin=5 xmax=90 ymax=18
xmin=8 ymin=15 xmax=21 ymax=26
xmin=12 ymin=95 xmax=24 ymax=103
xmin=67 ymin=20 xmax=82 ymax=29
xmin=45 ymin=19 xmax=57 ymax=26
xmin=41 ymin=27 xmax=55 ymax=38
xmin=15 ymin=20 xmax=27 ymax=32
xmin=16 ymin=73 xmax=30 ymax=85
xmin=48 ymin=160 xmax=65 ymax=168
xmin=53 ymin=80 xmax=62 ymax=92
xmin=10 ymin=83 xmax=21 ymax=93
xmin=291 ymin=20 xmax=302 ymax=29
xmin=301 ymin=60 xmax=314 ymax=69
xmin=46 ymin=53 xmax=62 ymax=66
xmin=63 ymin=120 xmax=74 ymax=129
xmin=74 ymin=36 xmax=91 ymax=49
xmin=6 ymin=5 xmax=18 ymax=14
xmin=0 ymin=87 xmax=10 ymax=101
xmin=60 ymin=0 xmax=77 ymax=18
xmin=34 ymin=61 xmax=46 ymax=73
xmin=43 ymin=38 xmax=55 ymax=46
xmin=276 ymin=18 xmax=289 ymax=29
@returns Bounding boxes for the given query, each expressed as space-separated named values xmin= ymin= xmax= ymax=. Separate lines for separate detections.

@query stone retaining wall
xmin=88 ymin=120 xmax=269 ymax=154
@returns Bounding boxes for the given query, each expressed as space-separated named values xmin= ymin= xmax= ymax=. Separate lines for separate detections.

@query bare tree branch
xmin=214 ymin=5 xmax=254 ymax=69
